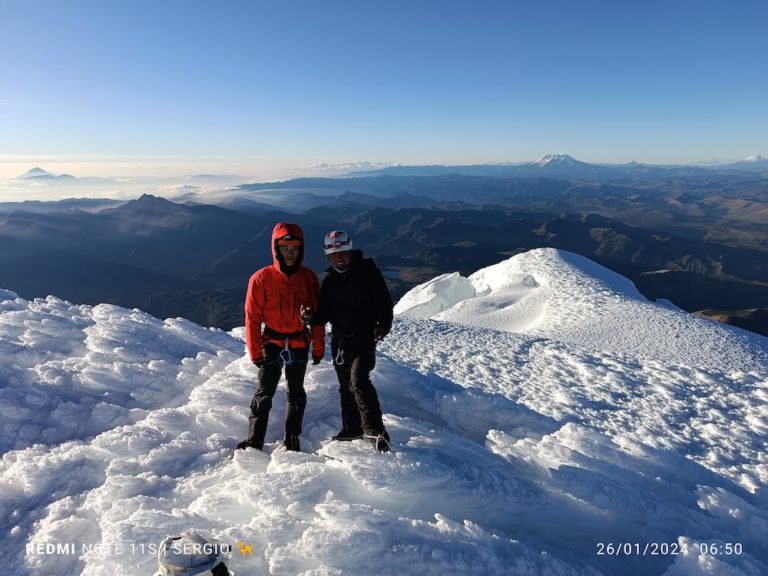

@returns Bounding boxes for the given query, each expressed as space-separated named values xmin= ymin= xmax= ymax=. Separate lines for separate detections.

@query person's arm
xmin=371 ymin=262 xmax=394 ymax=340
xmin=312 ymin=276 xmax=331 ymax=327
xmin=244 ymin=272 xmax=265 ymax=365
xmin=306 ymin=272 xmax=325 ymax=362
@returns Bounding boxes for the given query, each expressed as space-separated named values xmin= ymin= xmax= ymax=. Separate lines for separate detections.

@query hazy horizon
xmin=2 ymin=0 xmax=766 ymax=180
xmin=1 ymin=151 xmax=764 ymax=182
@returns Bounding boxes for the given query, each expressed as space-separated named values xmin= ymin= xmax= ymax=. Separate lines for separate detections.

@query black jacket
xmin=313 ymin=250 xmax=394 ymax=340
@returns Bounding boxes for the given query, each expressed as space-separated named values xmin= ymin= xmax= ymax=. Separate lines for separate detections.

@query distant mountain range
xmin=18 ymin=167 xmax=77 ymax=181
xmin=171 ymin=153 xmax=768 ymax=211
xmin=0 ymin=194 xmax=339 ymax=326
xmin=722 ymin=154 xmax=768 ymax=170
xmin=12 ymin=153 xmax=768 ymax=190
xmin=1 ymin=186 xmax=766 ymax=335
xmin=15 ymin=166 xmax=122 ymax=187
xmin=8 ymin=168 xmax=250 ymax=196
xmin=1 ymin=161 xmax=766 ymax=335
xmin=346 ymin=153 xmax=768 ymax=179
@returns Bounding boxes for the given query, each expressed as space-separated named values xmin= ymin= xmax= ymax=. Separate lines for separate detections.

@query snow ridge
xmin=396 ymin=248 xmax=767 ymax=373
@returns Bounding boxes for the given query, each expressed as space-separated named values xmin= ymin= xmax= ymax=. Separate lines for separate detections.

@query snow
xmin=532 ymin=154 xmax=575 ymax=166
xmin=0 ymin=289 xmax=19 ymax=302
xmin=397 ymin=249 xmax=767 ymax=373
xmin=1 ymin=248 xmax=767 ymax=575
xmin=393 ymin=272 xmax=476 ymax=319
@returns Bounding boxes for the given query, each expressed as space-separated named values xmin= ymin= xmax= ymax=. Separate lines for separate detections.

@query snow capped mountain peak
xmin=16 ymin=167 xmax=78 ymax=181
xmin=532 ymin=153 xmax=577 ymax=166
xmin=745 ymin=154 xmax=766 ymax=162
xmin=19 ymin=166 xmax=54 ymax=179
xmin=395 ymin=248 xmax=766 ymax=372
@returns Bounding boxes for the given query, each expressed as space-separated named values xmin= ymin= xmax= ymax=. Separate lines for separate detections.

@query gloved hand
xmin=312 ymin=355 xmax=322 ymax=365
xmin=252 ymin=358 xmax=264 ymax=368
xmin=300 ymin=305 xmax=314 ymax=323
xmin=374 ymin=325 xmax=388 ymax=342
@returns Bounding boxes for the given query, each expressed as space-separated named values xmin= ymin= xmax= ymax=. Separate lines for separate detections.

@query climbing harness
xmin=279 ymin=339 xmax=303 ymax=366
xmin=262 ymin=325 xmax=309 ymax=367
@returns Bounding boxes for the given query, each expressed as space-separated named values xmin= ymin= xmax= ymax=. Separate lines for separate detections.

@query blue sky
xmin=1 ymin=0 xmax=766 ymax=178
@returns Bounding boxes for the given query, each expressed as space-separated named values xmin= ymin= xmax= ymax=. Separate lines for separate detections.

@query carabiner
xmin=334 ymin=335 xmax=345 ymax=366
xmin=279 ymin=341 xmax=294 ymax=366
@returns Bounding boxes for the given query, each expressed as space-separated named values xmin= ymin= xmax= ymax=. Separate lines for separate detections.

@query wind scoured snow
xmin=0 ymin=294 xmax=240 ymax=453
xmin=0 ymin=290 xmax=18 ymax=302
xmin=1 ymin=250 xmax=767 ymax=576
xmin=394 ymin=272 xmax=476 ymax=319
xmin=396 ymin=248 xmax=767 ymax=373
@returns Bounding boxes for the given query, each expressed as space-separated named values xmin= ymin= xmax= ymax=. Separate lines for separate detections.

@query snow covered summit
xmin=395 ymin=248 xmax=767 ymax=372
xmin=532 ymin=153 xmax=577 ymax=167
xmin=18 ymin=167 xmax=53 ymax=179
xmin=1 ymin=251 xmax=767 ymax=575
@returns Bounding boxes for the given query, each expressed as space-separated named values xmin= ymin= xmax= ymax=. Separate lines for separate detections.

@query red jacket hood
xmin=271 ymin=222 xmax=305 ymax=273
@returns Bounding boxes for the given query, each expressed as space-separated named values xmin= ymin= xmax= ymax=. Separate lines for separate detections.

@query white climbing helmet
xmin=323 ymin=230 xmax=353 ymax=255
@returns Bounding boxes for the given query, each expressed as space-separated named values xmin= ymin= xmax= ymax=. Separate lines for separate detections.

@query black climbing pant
xmin=332 ymin=335 xmax=385 ymax=435
xmin=246 ymin=344 xmax=308 ymax=448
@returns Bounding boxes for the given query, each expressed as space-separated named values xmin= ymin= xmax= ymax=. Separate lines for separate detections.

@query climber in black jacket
xmin=305 ymin=230 xmax=394 ymax=452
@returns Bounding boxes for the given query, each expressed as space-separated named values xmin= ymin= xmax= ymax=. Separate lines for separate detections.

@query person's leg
xmin=348 ymin=353 xmax=385 ymax=435
xmin=348 ymin=352 xmax=390 ymax=451
xmin=243 ymin=344 xmax=282 ymax=449
xmin=283 ymin=347 xmax=308 ymax=450
xmin=333 ymin=357 xmax=364 ymax=437
xmin=331 ymin=336 xmax=363 ymax=439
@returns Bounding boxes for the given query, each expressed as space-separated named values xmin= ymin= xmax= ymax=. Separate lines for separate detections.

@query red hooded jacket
xmin=245 ymin=223 xmax=325 ymax=363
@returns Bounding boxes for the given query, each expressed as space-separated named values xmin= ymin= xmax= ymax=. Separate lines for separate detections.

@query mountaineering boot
xmin=282 ymin=434 xmax=301 ymax=452
xmin=331 ymin=427 xmax=364 ymax=441
xmin=236 ymin=438 xmax=263 ymax=451
xmin=364 ymin=429 xmax=390 ymax=453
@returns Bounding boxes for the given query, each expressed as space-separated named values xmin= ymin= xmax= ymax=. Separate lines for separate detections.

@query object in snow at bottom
xmin=153 ymin=530 xmax=232 ymax=576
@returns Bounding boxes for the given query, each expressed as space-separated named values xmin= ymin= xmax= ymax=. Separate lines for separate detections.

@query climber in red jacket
xmin=237 ymin=222 xmax=325 ymax=452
